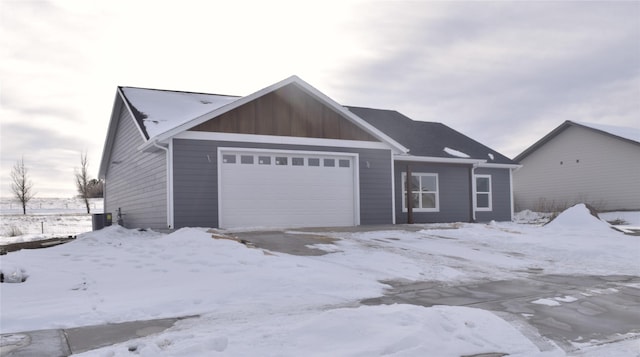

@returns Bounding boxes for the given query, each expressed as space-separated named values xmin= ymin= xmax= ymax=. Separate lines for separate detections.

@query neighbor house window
xmin=475 ymin=175 xmax=492 ymax=211
xmin=401 ymin=172 xmax=439 ymax=212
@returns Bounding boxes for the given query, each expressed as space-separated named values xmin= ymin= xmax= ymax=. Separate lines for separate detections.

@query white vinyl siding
xmin=514 ymin=125 xmax=640 ymax=211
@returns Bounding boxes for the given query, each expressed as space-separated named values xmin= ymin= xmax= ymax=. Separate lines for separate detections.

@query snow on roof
xmin=121 ymin=87 xmax=239 ymax=139
xmin=577 ymin=121 xmax=640 ymax=144
xmin=443 ymin=147 xmax=471 ymax=158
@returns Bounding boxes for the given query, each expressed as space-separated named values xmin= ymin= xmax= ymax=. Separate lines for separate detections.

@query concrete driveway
xmin=236 ymin=227 xmax=640 ymax=353
xmin=231 ymin=225 xmax=424 ymax=256
xmin=362 ymin=274 xmax=640 ymax=353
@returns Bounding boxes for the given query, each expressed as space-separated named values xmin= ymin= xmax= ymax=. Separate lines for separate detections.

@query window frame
xmin=401 ymin=172 xmax=440 ymax=212
xmin=474 ymin=174 xmax=492 ymax=211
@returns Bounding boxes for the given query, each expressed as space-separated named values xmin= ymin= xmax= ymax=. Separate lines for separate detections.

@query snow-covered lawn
xmin=0 ymin=198 xmax=102 ymax=241
xmin=1 ymin=204 xmax=639 ymax=356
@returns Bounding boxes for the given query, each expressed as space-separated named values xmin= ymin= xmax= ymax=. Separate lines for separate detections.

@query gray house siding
xmin=104 ymin=104 xmax=167 ymax=230
xmin=172 ymin=139 xmax=393 ymax=228
xmin=475 ymin=167 xmax=512 ymax=222
xmin=394 ymin=162 xmax=473 ymax=224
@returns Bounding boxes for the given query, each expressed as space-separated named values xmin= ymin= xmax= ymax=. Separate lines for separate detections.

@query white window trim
xmin=474 ymin=174 xmax=492 ymax=212
xmin=401 ymin=172 xmax=440 ymax=212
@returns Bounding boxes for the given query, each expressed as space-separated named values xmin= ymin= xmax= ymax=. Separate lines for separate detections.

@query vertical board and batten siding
xmin=394 ymin=162 xmax=472 ymax=223
xmin=190 ymin=83 xmax=377 ymax=142
xmin=514 ymin=126 xmax=640 ymax=211
xmin=172 ymin=139 xmax=393 ymax=229
xmin=104 ymin=104 xmax=167 ymax=230
xmin=475 ymin=167 xmax=512 ymax=221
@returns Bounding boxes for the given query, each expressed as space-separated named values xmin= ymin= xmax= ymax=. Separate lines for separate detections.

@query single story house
xmin=513 ymin=120 xmax=640 ymax=212
xmin=99 ymin=76 xmax=519 ymax=230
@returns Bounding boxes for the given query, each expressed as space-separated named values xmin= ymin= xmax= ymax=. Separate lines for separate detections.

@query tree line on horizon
xmin=10 ymin=153 xmax=103 ymax=215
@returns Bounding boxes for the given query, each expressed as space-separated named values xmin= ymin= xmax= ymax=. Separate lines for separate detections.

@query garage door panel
xmin=219 ymin=150 xmax=357 ymax=228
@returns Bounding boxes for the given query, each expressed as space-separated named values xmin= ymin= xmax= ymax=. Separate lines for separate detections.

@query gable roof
xmin=127 ymin=76 xmax=408 ymax=154
xmin=514 ymin=120 xmax=640 ymax=162
xmin=347 ymin=106 xmax=516 ymax=165
xmin=120 ymin=87 xmax=239 ymax=139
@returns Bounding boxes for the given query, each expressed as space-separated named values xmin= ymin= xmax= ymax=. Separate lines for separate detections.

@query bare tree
xmin=11 ymin=157 xmax=35 ymax=215
xmin=75 ymin=152 xmax=91 ymax=214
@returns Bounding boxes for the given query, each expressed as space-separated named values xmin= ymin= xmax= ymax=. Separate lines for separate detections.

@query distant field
xmin=0 ymin=197 xmax=103 ymax=238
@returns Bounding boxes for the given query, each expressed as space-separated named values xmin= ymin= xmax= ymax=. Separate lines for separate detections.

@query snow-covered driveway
xmin=1 ymin=205 xmax=639 ymax=356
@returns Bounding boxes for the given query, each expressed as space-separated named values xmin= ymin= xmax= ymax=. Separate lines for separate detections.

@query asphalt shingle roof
xmin=347 ymin=106 xmax=515 ymax=165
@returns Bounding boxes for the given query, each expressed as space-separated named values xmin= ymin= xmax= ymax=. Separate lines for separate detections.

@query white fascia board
xmin=172 ymin=131 xmax=392 ymax=151
xmin=98 ymin=93 xmax=122 ymax=178
xmin=100 ymin=90 xmax=150 ymax=177
xmin=477 ymin=162 xmax=523 ymax=169
xmin=395 ymin=154 xmax=485 ymax=165
xmin=142 ymin=75 xmax=408 ymax=154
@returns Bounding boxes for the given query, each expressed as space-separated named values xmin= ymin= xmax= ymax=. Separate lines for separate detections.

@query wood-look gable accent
xmin=190 ymin=83 xmax=378 ymax=141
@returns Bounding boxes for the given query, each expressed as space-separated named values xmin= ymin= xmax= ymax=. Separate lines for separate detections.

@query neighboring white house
xmin=513 ymin=120 xmax=640 ymax=212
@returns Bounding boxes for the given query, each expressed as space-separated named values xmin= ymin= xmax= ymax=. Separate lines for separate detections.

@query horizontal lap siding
xmin=395 ymin=162 xmax=472 ymax=223
xmin=104 ymin=105 xmax=167 ymax=230
xmin=475 ymin=167 xmax=512 ymax=222
xmin=359 ymin=150 xmax=393 ymax=225
xmin=172 ymin=139 xmax=393 ymax=228
xmin=172 ymin=140 xmax=218 ymax=228
xmin=514 ymin=126 xmax=640 ymax=211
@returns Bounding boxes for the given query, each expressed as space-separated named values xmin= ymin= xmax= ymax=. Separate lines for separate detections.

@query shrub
xmin=4 ymin=225 xmax=23 ymax=237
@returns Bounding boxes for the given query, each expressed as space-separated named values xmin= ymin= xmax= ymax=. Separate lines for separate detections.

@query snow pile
xmin=0 ymin=265 xmax=28 ymax=283
xmin=513 ymin=209 xmax=554 ymax=225
xmin=544 ymin=204 xmax=613 ymax=232
xmin=88 ymin=304 xmax=550 ymax=357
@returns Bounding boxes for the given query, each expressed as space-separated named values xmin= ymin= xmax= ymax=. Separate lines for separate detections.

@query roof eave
xmin=514 ymin=120 xmax=640 ymax=163
xmin=98 ymin=92 xmax=124 ymax=178
xmin=477 ymin=162 xmax=523 ymax=169
xmin=571 ymin=121 xmax=640 ymax=147
xmin=99 ymin=88 xmax=152 ymax=177
xmin=513 ymin=121 xmax=572 ymax=162
xmin=394 ymin=154 xmax=486 ymax=165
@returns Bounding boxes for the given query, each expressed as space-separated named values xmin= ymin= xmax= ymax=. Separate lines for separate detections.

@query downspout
xmin=509 ymin=168 xmax=514 ymax=221
xmin=406 ymin=164 xmax=413 ymax=224
xmin=470 ymin=163 xmax=479 ymax=222
xmin=153 ymin=140 xmax=174 ymax=229
xmin=509 ymin=165 xmax=522 ymax=221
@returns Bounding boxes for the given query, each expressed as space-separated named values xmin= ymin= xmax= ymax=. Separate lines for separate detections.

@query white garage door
xmin=218 ymin=149 xmax=358 ymax=228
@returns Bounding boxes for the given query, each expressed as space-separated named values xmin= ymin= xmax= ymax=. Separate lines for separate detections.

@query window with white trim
xmin=475 ymin=175 xmax=492 ymax=211
xmin=401 ymin=172 xmax=439 ymax=212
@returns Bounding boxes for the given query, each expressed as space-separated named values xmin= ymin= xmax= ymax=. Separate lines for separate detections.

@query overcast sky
xmin=1 ymin=0 xmax=638 ymax=197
